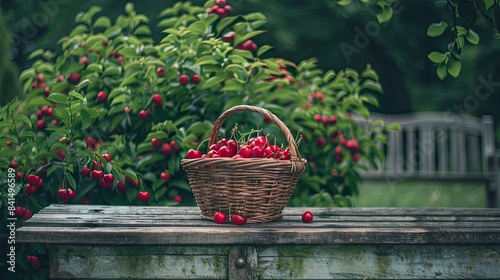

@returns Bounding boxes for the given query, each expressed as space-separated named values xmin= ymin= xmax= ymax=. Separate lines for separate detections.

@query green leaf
xmin=137 ymin=154 xmax=165 ymax=169
xmin=386 ymin=123 xmax=401 ymax=131
xmin=235 ymin=30 xmax=266 ymax=46
xmin=466 ymin=29 xmax=480 ymax=45
xmin=447 ymin=58 xmax=462 ymax=78
xmin=86 ymin=108 xmax=100 ymax=118
xmin=222 ymin=79 xmax=245 ymax=92
xmin=243 ymin=12 xmax=267 ymax=21
xmin=437 ymin=63 xmax=448 ymax=80
xmin=104 ymin=26 xmax=122 ymax=38
xmin=427 ymin=21 xmax=448 ymax=37
xmin=194 ymin=55 xmax=219 ymax=66
xmin=77 ymin=79 xmax=91 ymax=90
xmin=257 ymin=45 xmax=273 ymax=57
xmin=202 ymin=73 xmax=227 ymax=89
xmin=104 ymin=66 xmax=121 ymax=76
xmin=120 ymin=72 xmax=141 ymax=87
xmin=69 ymin=91 xmax=84 ymax=102
xmin=216 ymin=16 xmax=238 ymax=34
xmin=47 ymin=93 xmax=68 ymax=104
xmin=20 ymin=131 xmax=36 ymax=139
xmin=250 ymin=81 xmax=274 ymax=94
xmin=146 ymin=131 xmax=168 ymax=141
xmin=19 ymin=68 xmax=35 ymax=81
xmin=187 ymin=21 xmax=206 ymax=35
xmin=94 ymin=16 xmax=111 ymax=28
xmin=66 ymin=174 xmax=77 ymax=190
xmin=80 ymin=109 xmax=92 ymax=129
xmin=376 ymin=5 xmax=393 ymax=23
xmin=427 ymin=52 xmax=447 ymax=64
xmin=361 ymin=80 xmax=383 ymax=93
xmin=54 ymin=108 xmax=70 ymax=119
xmin=15 ymin=115 xmax=32 ymax=128
xmin=484 ymin=0 xmax=495 ymax=10
xmin=28 ymin=49 xmax=44 ymax=60
xmin=134 ymin=25 xmax=151 ymax=35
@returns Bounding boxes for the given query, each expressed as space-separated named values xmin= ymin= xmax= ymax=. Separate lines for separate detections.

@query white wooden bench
xmin=17 ymin=205 xmax=500 ymax=279
xmin=358 ymin=112 xmax=499 ymax=207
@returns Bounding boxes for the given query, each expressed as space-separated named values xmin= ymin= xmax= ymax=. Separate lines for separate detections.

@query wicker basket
xmin=181 ymin=105 xmax=307 ymax=223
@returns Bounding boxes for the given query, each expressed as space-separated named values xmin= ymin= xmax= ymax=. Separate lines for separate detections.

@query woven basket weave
xmin=181 ymin=105 xmax=306 ymax=223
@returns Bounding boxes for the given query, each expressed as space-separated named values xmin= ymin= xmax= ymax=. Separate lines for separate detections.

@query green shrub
xmin=0 ymin=1 xmax=395 ymax=278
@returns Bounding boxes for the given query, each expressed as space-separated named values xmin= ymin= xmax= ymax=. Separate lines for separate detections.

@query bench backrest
xmin=360 ymin=112 xmax=495 ymax=181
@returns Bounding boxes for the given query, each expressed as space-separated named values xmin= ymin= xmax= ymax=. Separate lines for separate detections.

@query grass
xmin=351 ymin=180 xmax=487 ymax=208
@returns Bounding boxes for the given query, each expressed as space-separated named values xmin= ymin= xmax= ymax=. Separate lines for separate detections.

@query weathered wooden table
xmin=17 ymin=205 xmax=500 ymax=279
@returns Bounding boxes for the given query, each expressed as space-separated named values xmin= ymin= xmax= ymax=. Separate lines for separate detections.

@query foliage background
xmin=1 ymin=0 xmax=499 ymax=139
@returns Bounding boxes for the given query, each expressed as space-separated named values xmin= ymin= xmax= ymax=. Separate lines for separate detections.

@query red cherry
xmin=222 ymin=31 xmax=236 ymax=42
xmin=57 ymin=150 xmax=66 ymax=159
xmin=79 ymin=56 xmax=89 ymax=66
xmin=138 ymin=191 xmax=150 ymax=202
xmin=37 ymin=119 xmax=46 ymax=130
xmin=253 ymin=136 xmax=268 ymax=149
xmin=6 ymin=141 xmax=12 ymax=147
xmin=26 ymin=255 xmax=33 ymax=264
xmin=117 ymin=181 xmax=127 ymax=193
xmin=102 ymin=153 xmax=111 ymax=162
xmin=238 ymin=145 xmax=252 ymax=158
xmin=209 ymin=144 xmax=220 ymax=152
xmin=346 ymin=139 xmax=360 ymax=151
xmin=47 ymin=107 xmax=53 ymax=117
xmin=67 ymin=72 xmax=81 ymax=84
xmin=139 ymin=110 xmax=150 ymax=120
xmin=170 ymin=140 xmax=180 ymax=151
xmin=160 ymin=172 xmax=170 ymax=181
xmin=172 ymin=195 xmax=182 ymax=204
xmin=156 ymin=67 xmax=165 ymax=77
xmin=161 ymin=143 xmax=172 ymax=155
xmin=97 ymin=91 xmax=108 ymax=103
xmin=213 ymin=211 xmax=227 ymax=224
xmin=336 ymin=153 xmax=343 ymax=163
xmin=250 ymin=146 xmax=264 ymax=158
xmin=17 ymin=172 xmax=25 ymax=179
xmin=8 ymin=161 xmax=19 ymax=169
xmin=353 ymin=153 xmax=360 ymax=161
xmin=23 ymin=210 xmax=33 ymax=220
xmin=36 ymin=73 xmax=44 ymax=82
xmin=151 ymin=138 xmax=162 ymax=148
xmin=91 ymin=170 xmax=104 ymax=180
xmin=302 ymin=211 xmax=313 ymax=223
xmin=218 ymin=146 xmax=234 ymax=157
xmin=179 ymin=74 xmax=189 ymax=85
xmin=215 ymin=0 xmax=226 ymax=4
xmin=339 ymin=138 xmax=347 ymax=146
xmin=82 ymin=197 xmax=90 ymax=204
xmin=99 ymin=179 xmax=113 ymax=188
xmin=27 ymin=174 xmax=42 ymax=187
xmin=227 ymin=140 xmax=238 ymax=153
xmin=103 ymin=174 xmax=114 ymax=185
xmin=316 ymin=137 xmax=326 ymax=147
xmin=79 ymin=165 xmax=91 ymax=177
xmin=68 ymin=189 xmax=76 ymax=200
xmin=25 ymin=184 xmax=37 ymax=195
xmin=57 ymin=188 xmax=70 ymax=202
xmin=15 ymin=207 xmax=26 ymax=218
xmin=231 ymin=214 xmax=247 ymax=225
xmin=329 ymin=116 xmax=337 ymax=124
xmin=187 ymin=149 xmax=202 ymax=159
xmin=152 ymin=93 xmax=163 ymax=107
xmin=57 ymin=75 xmax=64 ymax=82
xmin=190 ymin=74 xmax=201 ymax=84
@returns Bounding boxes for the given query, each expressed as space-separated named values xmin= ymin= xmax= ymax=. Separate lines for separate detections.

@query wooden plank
xmin=17 ymin=226 xmax=500 ymax=245
xmin=450 ymin=131 xmax=466 ymax=173
xmin=33 ymin=205 xmax=500 ymax=217
xmin=228 ymin=246 xmax=258 ymax=280
xmin=50 ymin=245 xmax=228 ymax=279
xmin=258 ymin=245 xmax=500 ymax=279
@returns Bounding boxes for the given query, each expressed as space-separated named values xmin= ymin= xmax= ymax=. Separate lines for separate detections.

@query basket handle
xmin=208 ymin=105 xmax=305 ymax=173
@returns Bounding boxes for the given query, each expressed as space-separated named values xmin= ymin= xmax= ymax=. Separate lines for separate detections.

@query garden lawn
xmin=352 ymin=180 xmax=487 ymax=207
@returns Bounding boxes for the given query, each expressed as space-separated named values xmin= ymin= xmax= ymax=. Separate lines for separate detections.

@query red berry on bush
xmin=160 ymin=172 xmax=170 ymax=181
xmin=161 ymin=143 xmax=172 ymax=155
xmin=6 ymin=140 xmax=12 ymax=147
xmin=139 ymin=110 xmax=150 ymax=120
xmin=67 ymin=72 xmax=81 ymax=84
xmin=117 ymin=181 xmax=127 ymax=193
xmin=138 ymin=191 xmax=150 ymax=202
xmin=151 ymin=138 xmax=162 ymax=147
xmin=80 ymin=166 xmax=91 ymax=177
xmin=156 ymin=67 xmax=165 ymax=77
xmin=222 ymin=31 xmax=236 ymax=42
xmin=57 ymin=187 xmax=70 ymax=202
xmin=103 ymin=174 xmax=114 ymax=185
xmin=37 ymin=73 xmax=44 ymax=82
xmin=172 ymin=195 xmax=182 ymax=203
xmin=170 ymin=140 xmax=180 ymax=151
xmin=152 ymin=93 xmax=163 ymax=107
xmin=27 ymin=174 xmax=42 ymax=187
xmin=213 ymin=211 xmax=227 ymax=224
xmin=15 ymin=207 xmax=26 ymax=218
xmin=316 ymin=137 xmax=326 ymax=147
xmin=37 ymin=119 xmax=46 ymax=130
xmin=353 ymin=153 xmax=360 ymax=161
xmin=8 ymin=161 xmax=19 ymax=169
xmin=190 ymin=74 xmax=201 ymax=84
xmin=25 ymin=184 xmax=37 ymax=195
xmin=102 ymin=153 xmax=112 ymax=162
xmin=179 ymin=74 xmax=189 ymax=86
xmin=57 ymin=150 xmax=66 ymax=159
xmin=302 ymin=210 xmax=313 ymax=223
xmin=91 ymin=170 xmax=104 ymax=180
xmin=79 ymin=56 xmax=89 ymax=66
xmin=68 ymin=189 xmax=76 ymax=200
xmin=215 ymin=0 xmax=226 ymax=4
xmin=97 ymin=91 xmax=108 ymax=103
xmin=23 ymin=210 xmax=33 ymax=220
